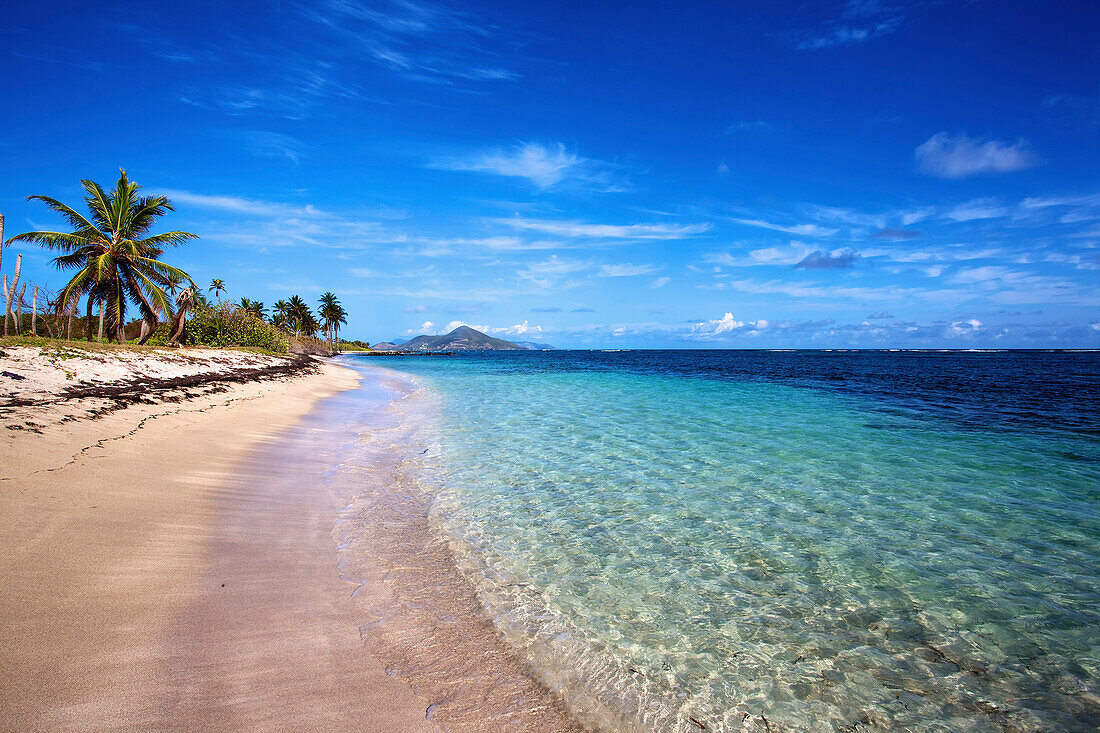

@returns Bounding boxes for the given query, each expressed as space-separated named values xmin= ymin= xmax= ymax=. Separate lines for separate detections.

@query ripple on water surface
xmin=340 ymin=352 xmax=1100 ymax=732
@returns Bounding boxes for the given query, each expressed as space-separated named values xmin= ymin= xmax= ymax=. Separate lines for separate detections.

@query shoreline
xmin=0 ymin=352 xmax=439 ymax=731
xmin=322 ymin=362 xmax=583 ymax=731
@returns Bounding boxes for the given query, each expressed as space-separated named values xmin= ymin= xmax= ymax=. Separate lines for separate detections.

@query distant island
xmin=372 ymin=325 xmax=556 ymax=352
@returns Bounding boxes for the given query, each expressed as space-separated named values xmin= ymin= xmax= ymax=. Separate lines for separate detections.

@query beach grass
xmin=0 ymin=334 xmax=291 ymax=356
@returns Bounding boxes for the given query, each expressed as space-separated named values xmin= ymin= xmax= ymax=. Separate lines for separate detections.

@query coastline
xmin=0 ymin=351 xmax=439 ymax=731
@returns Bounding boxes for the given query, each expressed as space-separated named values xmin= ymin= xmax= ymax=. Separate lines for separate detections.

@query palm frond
xmin=136 ymin=231 xmax=199 ymax=248
xmin=7 ymin=230 xmax=102 ymax=252
xmin=24 ymin=196 xmax=105 ymax=239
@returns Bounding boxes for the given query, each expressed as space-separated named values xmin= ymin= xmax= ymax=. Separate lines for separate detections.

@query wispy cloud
xmin=729 ymin=217 xmax=838 ymax=237
xmin=794 ymin=249 xmax=860 ymax=269
xmin=651 ymin=276 xmax=671 ymax=289
xmin=492 ymin=216 xmax=711 ymax=240
xmin=599 ymin=263 xmax=660 ymax=277
xmin=915 ymin=132 xmax=1039 ymax=179
xmin=158 ymin=189 xmax=405 ymax=251
xmin=238 ymin=131 xmax=308 ymax=163
xmin=297 ymin=0 xmax=521 ymax=85
xmin=704 ymin=243 xmax=813 ymax=268
xmin=795 ymin=0 xmax=907 ymax=51
xmin=516 ymin=256 xmax=591 ymax=288
xmin=726 ymin=120 xmax=772 ymax=133
xmin=432 ymin=142 xmax=619 ymax=190
xmin=870 ymin=227 xmax=921 ymax=240
xmin=943 ymin=198 xmax=1008 ymax=222
xmin=12 ymin=50 xmax=105 ymax=71
xmin=159 ymin=190 xmax=317 ymax=217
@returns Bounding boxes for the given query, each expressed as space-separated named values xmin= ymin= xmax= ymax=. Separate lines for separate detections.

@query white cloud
xmin=796 ymin=1 xmax=905 ymax=50
xmin=943 ymin=198 xmax=1008 ymax=222
xmin=160 ymin=189 xmax=315 ymax=217
xmin=900 ymin=207 xmax=936 ymax=226
xmin=729 ymin=217 xmax=839 ymax=237
xmin=432 ymin=142 xmax=615 ymax=190
xmin=433 ymin=319 xmax=541 ymax=337
xmin=492 ymin=217 xmax=711 ymax=240
xmin=599 ymin=263 xmax=660 ymax=277
xmin=651 ymin=276 xmax=671 ymax=289
xmin=949 ymin=318 xmax=983 ymax=336
xmin=915 ymin=132 xmax=1039 ymax=179
xmin=405 ymin=320 xmax=435 ymax=335
xmin=704 ymin=243 xmax=814 ymax=267
xmin=693 ymin=312 xmax=745 ymax=336
xmin=239 ymin=131 xmax=307 ymax=163
xmin=516 ymin=256 xmax=591 ymax=287
xmin=493 ymin=320 xmax=542 ymax=336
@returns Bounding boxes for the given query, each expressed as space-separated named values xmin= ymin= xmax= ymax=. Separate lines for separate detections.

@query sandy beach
xmin=0 ymin=347 xmax=438 ymax=731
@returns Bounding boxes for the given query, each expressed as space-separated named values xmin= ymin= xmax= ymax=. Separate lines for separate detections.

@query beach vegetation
xmin=5 ymin=170 xmax=197 ymax=345
xmin=209 ymin=278 xmax=227 ymax=301
xmin=147 ymin=300 xmax=289 ymax=352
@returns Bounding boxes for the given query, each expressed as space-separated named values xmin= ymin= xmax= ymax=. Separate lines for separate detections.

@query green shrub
xmin=148 ymin=303 xmax=289 ymax=352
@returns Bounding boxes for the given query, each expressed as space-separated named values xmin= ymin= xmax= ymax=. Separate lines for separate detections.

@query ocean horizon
xmin=325 ymin=349 xmax=1099 ymax=732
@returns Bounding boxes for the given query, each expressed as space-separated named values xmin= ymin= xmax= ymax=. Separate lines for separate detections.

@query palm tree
xmin=272 ymin=299 xmax=291 ymax=331
xmin=286 ymin=295 xmax=312 ymax=338
xmin=300 ymin=310 xmax=322 ymax=338
xmin=7 ymin=170 xmax=196 ymax=343
xmin=331 ymin=303 xmax=348 ymax=351
xmin=209 ymin=278 xmax=226 ymax=302
xmin=239 ymin=298 xmax=266 ymax=320
xmin=318 ymin=292 xmax=344 ymax=350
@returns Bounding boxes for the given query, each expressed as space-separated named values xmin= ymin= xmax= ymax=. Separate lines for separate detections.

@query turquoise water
xmin=342 ymin=352 xmax=1099 ymax=732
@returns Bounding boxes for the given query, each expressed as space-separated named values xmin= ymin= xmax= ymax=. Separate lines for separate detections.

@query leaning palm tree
xmin=7 ymin=170 xmax=197 ymax=343
xmin=209 ymin=278 xmax=227 ymax=302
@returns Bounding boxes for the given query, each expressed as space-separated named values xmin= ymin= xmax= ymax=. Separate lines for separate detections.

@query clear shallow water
xmin=341 ymin=351 xmax=1100 ymax=732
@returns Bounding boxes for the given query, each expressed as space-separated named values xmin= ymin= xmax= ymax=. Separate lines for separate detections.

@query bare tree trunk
xmin=167 ymin=287 xmax=195 ymax=347
xmin=3 ymin=253 xmax=20 ymax=336
xmin=67 ymin=302 xmax=74 ymax=340
xmin=97 ymin=301 xmax=105 ymax=343
xmin=31 ymin=285 xmax=38 ymax=336
xmin=16 ymin=282 xmax=27 ymax=334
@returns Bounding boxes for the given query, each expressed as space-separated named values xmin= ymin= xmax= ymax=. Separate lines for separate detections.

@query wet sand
xmin=0 ymin=359 xmax=438 ymax=731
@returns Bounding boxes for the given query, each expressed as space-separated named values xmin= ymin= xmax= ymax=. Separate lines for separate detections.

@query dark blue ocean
xmin=341 ymin=350 xmax=1100 ymax=732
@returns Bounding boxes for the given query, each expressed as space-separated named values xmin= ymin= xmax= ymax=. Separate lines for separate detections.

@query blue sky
xmin=3 ymin=0 xmax=1099 ymax=347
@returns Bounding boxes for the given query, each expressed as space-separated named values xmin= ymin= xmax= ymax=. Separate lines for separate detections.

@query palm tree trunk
xmin=31 ymin=286 xmax=37 ymax=336
xmin=67 ymin=303 xmax=74 ymax=340
xmin=97 ymin=301 xmax=105 ymax=343
xmin=86 ymin=297 xmax=94 ymax=341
